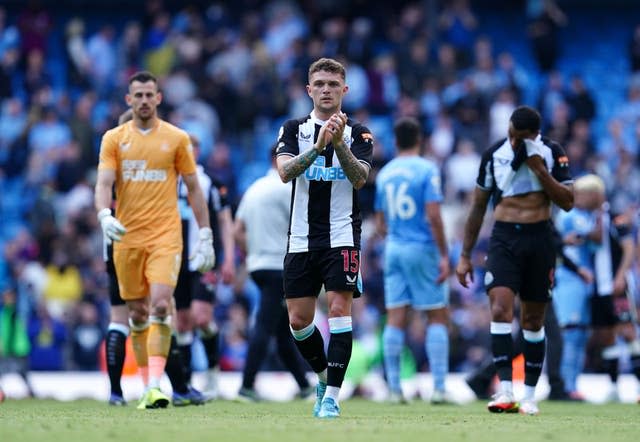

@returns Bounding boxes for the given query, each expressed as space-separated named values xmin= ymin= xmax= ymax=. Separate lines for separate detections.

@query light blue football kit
xmin=375 ymin=155 xmax=449 ymax=395
xmin=553 ymin=207 xmax=596 ymax=394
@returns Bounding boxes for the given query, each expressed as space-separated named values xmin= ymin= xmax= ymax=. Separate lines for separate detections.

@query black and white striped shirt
xmin=594 ymin=208 xmax=632 ymax=297
xmin=178 ymin=165 xmax=228 ymax=270
xmin=476 ymin=135 xmax=573 ymax=206
xmin=276 ymin=111 xmax=374 ymax=253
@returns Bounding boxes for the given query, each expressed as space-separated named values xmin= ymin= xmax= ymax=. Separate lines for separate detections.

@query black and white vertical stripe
xmin=594 ymin=208 xmax=632 ymax=296
xmin=476 ymin=136 xmax=573 ymax=206
xmin=276 ymin=112 xmax=373 ymax=253
xmin=178 ymin=165 xmax=225 ymax=271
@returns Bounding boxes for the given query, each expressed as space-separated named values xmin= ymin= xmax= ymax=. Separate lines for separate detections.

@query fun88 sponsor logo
xmin=122 ymin=159 xmax=168 ymax=182
xmin=304 ymin=156 xmax=346 ymax=181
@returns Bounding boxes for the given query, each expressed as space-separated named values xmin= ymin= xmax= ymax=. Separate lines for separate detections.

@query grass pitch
xmin=1 ymin=398 xmax=638 ymax=442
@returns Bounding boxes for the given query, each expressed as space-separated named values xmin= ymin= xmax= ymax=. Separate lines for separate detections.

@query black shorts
xmin=485 ymin=220 xmax=555 ymax=303
xmin=614 ymin=291 xmax=635 ymax=324
xmin=174 ymin=270 xmax=215 ymax=310
xmin=283 ymin=247 xmax=362 ymax=299
xmin=591 ymin=295 xmax=618 ymax=327
xmin=106 ymin=244 xmax=125 ymax=307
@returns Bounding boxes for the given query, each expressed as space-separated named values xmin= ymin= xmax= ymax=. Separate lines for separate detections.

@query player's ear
xmin=125 ymin=93 xmax=132 ymax=106
xmin=156 ymin=91 xmax=163 ymax=105
xmin=342 ymin=84 xmax=349 ymax=95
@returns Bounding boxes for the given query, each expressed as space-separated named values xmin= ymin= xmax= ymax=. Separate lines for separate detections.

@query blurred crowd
xmin=0 ymin=0 xmax=639 ymax=383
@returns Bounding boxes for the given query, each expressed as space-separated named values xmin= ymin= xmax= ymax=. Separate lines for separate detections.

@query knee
xmin=110 ymin=305 xmax=129 ymax=325
xmin=288 ymin=313 xmax=312 ymax=331
xmin=521 ymin=312 xmax=544 ymax=330
xmin=490 ymin=303 xmax=512 ymax=322
xmin=151 ymin=299 xmax=170 ymax=318
xmin=327 ymin=302 xmax=349 ymax=319
xmin=129 ymin=304 xmax=149 ymax=325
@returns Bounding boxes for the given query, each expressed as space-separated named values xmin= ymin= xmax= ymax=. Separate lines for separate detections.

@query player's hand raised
xmin=330 ymin=112 xmax=347 ymax=144
xmin=315 ymin=122 xmax=333 ymax=153
xmin=97 ymin=208 xmax=126 ymax=244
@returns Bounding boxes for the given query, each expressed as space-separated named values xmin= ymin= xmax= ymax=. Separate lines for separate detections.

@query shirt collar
xmin=310 ymin=110 xmax=328 ymax=126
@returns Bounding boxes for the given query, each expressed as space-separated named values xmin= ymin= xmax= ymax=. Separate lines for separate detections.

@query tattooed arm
xmin=333 ymin=141 xmax=369 ymax=189
xmin=331 ymin=112 xmax=369 ymax=189
xmin=277 ymin=149 xmax=319 ymax=183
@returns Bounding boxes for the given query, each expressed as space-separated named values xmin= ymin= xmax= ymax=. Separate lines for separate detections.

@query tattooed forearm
xmin=334 ymin=142 xmax=368 ymax=189
xmin=279 ymin=148 xmax=319 ymax=182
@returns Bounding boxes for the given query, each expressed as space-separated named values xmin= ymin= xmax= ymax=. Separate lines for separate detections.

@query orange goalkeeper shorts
xmin=113 ymin=244 xmax=182 ymax=300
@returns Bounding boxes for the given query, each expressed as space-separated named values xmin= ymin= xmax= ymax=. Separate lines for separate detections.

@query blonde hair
xmin=574 ymin=174 xmax=605 ymax=194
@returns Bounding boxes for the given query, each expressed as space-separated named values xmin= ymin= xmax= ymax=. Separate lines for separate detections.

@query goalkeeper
xmin=94 ymin=71 xmax=215 ymax=409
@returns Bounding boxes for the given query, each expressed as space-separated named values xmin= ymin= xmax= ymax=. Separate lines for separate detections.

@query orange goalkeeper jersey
xmin=98 ymin=119 xmax=197 ymax=248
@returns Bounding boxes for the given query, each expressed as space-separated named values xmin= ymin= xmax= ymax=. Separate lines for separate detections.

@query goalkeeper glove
xmin=97 ymin=208 xmax=126 ymax=244
xmin=190 ymin=227 xmax=215 ymax=273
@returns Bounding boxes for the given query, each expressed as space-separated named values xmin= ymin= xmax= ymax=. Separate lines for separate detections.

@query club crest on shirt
xmin=558 ymin=156 xmax=569 ymax=167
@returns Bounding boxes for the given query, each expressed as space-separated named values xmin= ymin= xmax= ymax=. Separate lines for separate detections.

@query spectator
xmin=527 ymin=0 xmax=567 ymax=72
xmin=86 ymin=25 xmax=117 ymax=96
xmin=566 ymin=75 xmax=596 ymax=123
xmin=0 ymin=286 xmax=35 ymax=397
xmin=28 ymin=301 xmax=66 ymax=371
xmin=438 ymin=0 xmax=478 ymax=68
xmin=64 ymin=18 xmax=91 ymax=92
xmin=17 ymin=0 xmax=53 ymax=59
xmin=42 ymin=248 xmax=83 ymax=321
xmin=70 ymin=300 xmax=103 ymax=370
xmin=445 ymin=138 xmax=481 ymax=202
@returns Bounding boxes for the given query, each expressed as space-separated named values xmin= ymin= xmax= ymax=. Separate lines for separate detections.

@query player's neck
xmin=313 ymin=108 xmax=339 ymax=122
xmin=397 ymin=147 xmax=420 ymax=157
xmin=134 ymin=116 xmax=159 ymax=131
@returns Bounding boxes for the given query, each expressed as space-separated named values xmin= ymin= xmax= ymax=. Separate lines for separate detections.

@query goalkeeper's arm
xmin=95 ymin=169 xmax=126 ymax=244
xmin=183 ymin=172 xmax=215 ymax=272
xmin=95 ymin=169 xmax=115 ymax=215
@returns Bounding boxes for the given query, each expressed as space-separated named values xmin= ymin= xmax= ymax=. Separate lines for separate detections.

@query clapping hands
xmin=315 ymin=112 xmax=347 ymax=152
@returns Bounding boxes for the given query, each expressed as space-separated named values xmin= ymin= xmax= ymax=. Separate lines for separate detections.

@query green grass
xmin=1 ymin=398 xmax=638 ymax=442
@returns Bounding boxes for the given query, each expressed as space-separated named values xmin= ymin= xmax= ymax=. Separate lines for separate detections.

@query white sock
xmin=324 ymin=386 xmax=340 ymax=404
xmin=499 ymin=380 xmax=513 ymax=395
xmin=523 ymin=385 xmax=536 ymax=401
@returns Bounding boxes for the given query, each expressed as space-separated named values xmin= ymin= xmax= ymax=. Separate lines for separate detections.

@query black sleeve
xmin=545 ymin=138 xmax=573 ymax=184
xmin=612 ymin=214 xmax=632 ymax=239
xmin=276 ymin=119 xmax=300 ymax=157
xmin=210 ymin=177 xmax=230 ymax=212
xmin=476 ymin=147 xmax=495 ymax=190
xmin=552 ymin=226 xmax=580 ymax=275
xmin=350 ymin=122 xmax=374 ymax=167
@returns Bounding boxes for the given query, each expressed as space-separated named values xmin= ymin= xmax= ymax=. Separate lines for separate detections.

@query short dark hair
xmin=394 ymin=117 xmax=422 ymax=151
xmin=510 ymin=106 xmax=541 ymax=133
xmin=128 ymin=70 xmax=157 ymax=86
xmin=308 ymin=58 xmax=345 ymax=82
